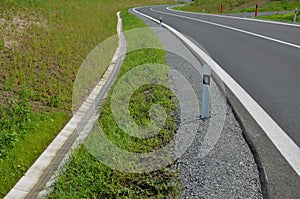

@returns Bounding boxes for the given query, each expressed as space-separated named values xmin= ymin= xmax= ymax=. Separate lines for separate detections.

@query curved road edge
xmin=133 ymin=6 xmax=300 ymax=198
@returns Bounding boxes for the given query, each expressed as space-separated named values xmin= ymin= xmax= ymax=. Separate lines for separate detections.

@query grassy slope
xmin=257 ymin=11 xmax=300 ymax=22
xmin=176 ymin=0 xmax=264 ymax=13
xmin=0 ymin=0 xmax=175 ymax=197
xmin=177 ymin=0 xmax=300 ymax=14
xmin=48 ymin=10 xmax=180 ymax=199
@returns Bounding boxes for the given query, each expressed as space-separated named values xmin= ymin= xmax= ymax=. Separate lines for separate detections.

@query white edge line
xmin=166 ymin=6 xmax=300 ymax=28
xmin=132 ymin=7 xmax=300 ymax=175
xmin=149 ymin=7 xmax=300 ymax=49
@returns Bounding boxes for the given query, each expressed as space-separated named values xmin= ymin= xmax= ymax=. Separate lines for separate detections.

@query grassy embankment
xmin=175 ymin=0 xmax=300 ymax=22
xmin=0 ymin=0 xmax=175 ymax=197
xmin=257 ymin=1 xmax=300 ymax=22
xmin=258 ymin=12 xmax=300 ymax=22
xmin=48 ymin=10 xmax=180 ymax=199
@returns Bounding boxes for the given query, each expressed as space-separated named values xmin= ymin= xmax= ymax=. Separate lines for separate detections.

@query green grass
xmin=0 ymin=0 xmax=176 ymax=197
xmin=258 ymin=12 xmax=300 ymax=22
xmin=0 ymin=100 xmax=33 ymax=158
xmin=256 ymin=1 xmax=300 ymax=12
xmin=175 ymin=0 xmax=300 ymax=14
xmin=174 ymin=0 xmax=262 ymax=13
xmin=0 ymin=110 xmax=69 ymax=197
xmin=48 ymin=9 xmax=180 ymax=198
xmin=48 ymin=147 xmax=179 ymax=198
xmin=233 ymin=1 xmax=300 ymax=13
xmin=0 ymin=0 xmax=175 ymax=108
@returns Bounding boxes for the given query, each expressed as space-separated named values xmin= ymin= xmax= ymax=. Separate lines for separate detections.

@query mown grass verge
xmin=0 ymin=0 xmax=175 ymax=197
xmin=47 ymin=9 xmax=180 ymax=199
xmin=174 ymin=0 xmax=263 ymax=13
xmin=257 ymin=12 xmax=300 ymax=22
xmin=175 ymin=0 xmax=300 ymax=14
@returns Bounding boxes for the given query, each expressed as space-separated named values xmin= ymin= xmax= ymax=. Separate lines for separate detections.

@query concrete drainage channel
xmin=5 ymin=12 xmax=127 ymax=199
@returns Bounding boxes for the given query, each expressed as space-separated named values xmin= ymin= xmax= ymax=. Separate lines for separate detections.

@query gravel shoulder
xmin=131 ymin=9 xmax=263 ymax=198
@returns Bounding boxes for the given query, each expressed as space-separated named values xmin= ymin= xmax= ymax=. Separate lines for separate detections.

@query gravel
xmin=131 ymin=9 xmax=263 ymax=199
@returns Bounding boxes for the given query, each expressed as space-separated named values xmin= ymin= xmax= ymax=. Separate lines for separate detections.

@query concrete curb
xmin=5 ymin=11 xmax=127 ymax=199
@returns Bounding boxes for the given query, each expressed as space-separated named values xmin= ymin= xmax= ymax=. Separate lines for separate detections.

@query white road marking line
xmin=166 ymin=6 xmax=300 ymax=28
xmin=133 ymin=7 xmax=300 ymax=175
xmin=149 ymin=7 xmax=300 ymax=49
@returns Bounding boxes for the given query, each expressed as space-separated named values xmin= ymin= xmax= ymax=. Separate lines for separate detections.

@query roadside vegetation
xmin=175 ymin=0 xmax=261 ymax=13
xmin=0 ymin=0 xmax=175 ymax=197
xmin=48 ymin=10 xmax=180 ymax=198
xmin=176 ymin=0 xmax=300 ymax=18
xmin=257 ymin=11 xmax=300 ymax=22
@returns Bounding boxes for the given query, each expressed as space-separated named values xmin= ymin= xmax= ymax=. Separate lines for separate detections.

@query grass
xmin=255 ymin=1 xmax=300 ymax=12
xmin=258 ymin=12 xmax=300 ymax=22
xmin=175 ymin=0 xmax=300 ymax=14
xmin=48 ymin=147 xmax=179 ymax=198
xmin=174 ymin=0 xmax=263 ymax=13
xmin=0 ymin=0 xmax=176 ymax=197
xmin=0 ymin=100 xmax=33 ymax=158
xmin=47 ymin=9 xmax=180 ymax=198
xmin=0 ymin=110 xmax=69 ymax=198
xmin=233 ymin=1 xmax=300 ymax=13
xmin=173 ymin=0 xmax=300 ymax=23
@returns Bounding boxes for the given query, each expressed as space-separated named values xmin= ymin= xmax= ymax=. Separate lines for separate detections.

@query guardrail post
xmin=201 ymin=64 xmax=211 ymax=120
xmin=255 ymin=4 xmax=258 ymax=17
xmin=294 ymin=8 xmax=298 ymax=23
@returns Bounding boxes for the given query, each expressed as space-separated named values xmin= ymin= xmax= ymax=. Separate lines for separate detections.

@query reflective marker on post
xmin=201 ymin=64 xmax=211 ymax=120
xmin=294 ymin=8 xmax=298 ymax=23
xmin=159 ymin=16 xmax=162 ymax=27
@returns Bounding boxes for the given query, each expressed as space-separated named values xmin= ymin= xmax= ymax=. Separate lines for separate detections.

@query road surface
xmin=135 ymin=5 xmax=300 ymax=198
xmin=138 ymin=5 xmax=300 ymax=148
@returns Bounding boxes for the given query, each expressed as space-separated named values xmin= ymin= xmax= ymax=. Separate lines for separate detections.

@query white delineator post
xmin=159 ymin=16 xmax=163 ymax=27
xmin=201 ymin=64 xmax=211 ymax=120
xmin=294 ymin=8 xmax=298 ymax=23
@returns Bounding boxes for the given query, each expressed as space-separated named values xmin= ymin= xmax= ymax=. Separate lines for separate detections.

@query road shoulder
xmin=131 ymin=8 xmax=263 ymax=198
xmin=133 ymin=6 xmax=300 ymax=198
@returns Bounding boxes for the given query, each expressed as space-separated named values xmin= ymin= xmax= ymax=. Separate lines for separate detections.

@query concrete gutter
xmin=5 ymin=11 xmax=127 ymax=199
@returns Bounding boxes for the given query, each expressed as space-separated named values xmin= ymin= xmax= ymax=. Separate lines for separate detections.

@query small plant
xmin=19 ymin=85 xmax=35 ymax=99
xmin=0 ymin=100 xmax=33 ymax=158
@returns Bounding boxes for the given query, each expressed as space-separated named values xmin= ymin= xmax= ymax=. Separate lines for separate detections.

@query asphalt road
xmin=138 ymin=6 xmax=300 ymax=148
